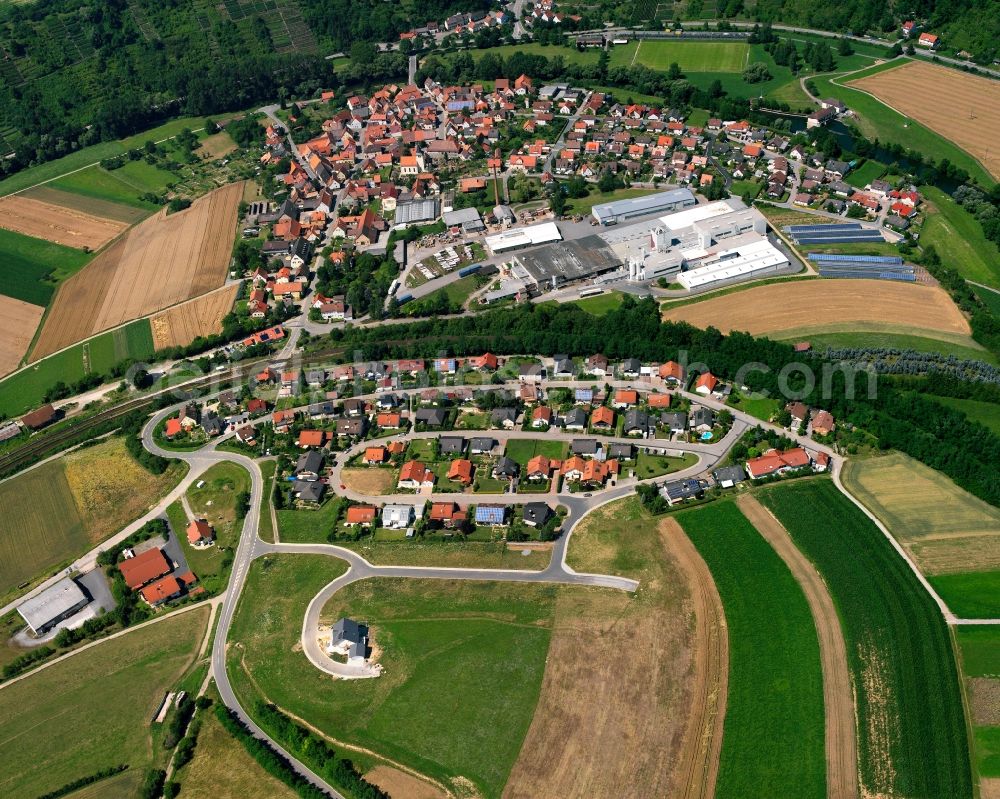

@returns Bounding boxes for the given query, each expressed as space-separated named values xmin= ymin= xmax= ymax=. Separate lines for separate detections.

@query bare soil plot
xmin=969 ymin=678 xmax=1000 ymax=726
xmin=985 ymin=778 xmax=1000 ymax=799
xmin=0 ymin=295 xmax=43 ymax=376
xmin=663 ymin=279 xmax=969 ymax=338
xmin=23 ymin=185 xmax=150 ymax=225
xmin=31 ymin=181 xmax=245 ymax=360
xmin=850 ymin=60 xmax=1000 ymax=180
xmin=340 ymin=467 xmax=396 ymax=495
xmin=842 ymin=452 xmax=1000 ymax=575
xmin=0 ymin=194 xmax=128 ymax=250
xmin=365 ymin=766 xmax=447 ymax=799
xmin=197 ymin=131 xmax=237 ymax=159
xmin=505 ymin=498 xmax=719 ymax=798
xmin=150 ymin=283 xmax=239 ymax=350
xmin=738 ymin=495 xmax=857 ymax=799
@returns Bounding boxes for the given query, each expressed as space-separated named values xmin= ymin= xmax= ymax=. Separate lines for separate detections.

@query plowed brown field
xmin=663 ymin=279 xmax=969 ymax=338
xmin=0 ymin=296 xmax=44 ymax=376
xmin=850 ymin=60 xmax=1000 ymax=180
xmin=30 ymin=182 xmax=244 ymax=361
xmin=150 ymin=284 xmax=239 ymax=350
xmin=0 ymin=195 xmax=128 ymax=250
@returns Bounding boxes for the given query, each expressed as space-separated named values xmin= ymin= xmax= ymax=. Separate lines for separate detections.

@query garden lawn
xmin=0 ymin=227 xmax=93 ymax=306
xmin=276 ymin=497 xmax=346 ymax=543
xmin=227 ymin=555 xmax=554 ymax=799
xmin=760 ymin=479 xmax=972 ymax=799
xmin=503 ymin=438 xmax=568 ymax=467
xmin=726 ymin=393 xmax=780 ymax=422
xmin=845 ymin=159 xmax=886 ymax=188
xmin=920 ymin=185 xmax=1000 ymax=289
xmin=677 ymin=500 xmax=825 ymax=799
xmin=0 ymin=606 xmax=208 ymax=799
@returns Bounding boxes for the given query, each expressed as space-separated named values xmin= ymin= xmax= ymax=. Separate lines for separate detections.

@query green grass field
xmin=564 ymin=185 xmax=659 ymax=216
xmin=760 ymin=479 xmax=973 ymax=799
xmin=569 ymin=290 xmax=626 ymax=315
xmin=0 ymin=141 xmax=127 ymax=197
xmin=632 ymin=39 xmax=748 ymax=72
xmin=845 ymin=159 xmax=886 ymax=188
xmin=812 ymin=60 xmax=994 ymax=188
xmin=677 ymin=500 xmax=825 ymax=799
xmin=0 ymin=606 xmax=208 ymax=798
xmin=920 ymin=186 xmax=1000 ymax=289
xmin=0 ymin=457 xmax=84 ymax=597
xmin=777 ymin=330 xmax=996 ymax=365
xmin=929 ymin=572 xmax=1000 ymax=618
xmin=975 ymin=286 xmax=1000 ymax=316
xmin=0 ymin=226 xmax=94 ymax=306
xmin=51 ymin=162 xmax=172 ymax=210
xmin=503 ymin=438 xmax=568 ymax=466
xmin=227 ymin=555 xmax=554 ymax=798
xmin=932 ymin=396 xmax=1000 ymax=435
xmin=956 ymin=626 xmax=1000 ymax=678
xmin=0 ymin=319 xmax=154 ymax=417
xmin=726 ymin=393 xmax=780 ymax=422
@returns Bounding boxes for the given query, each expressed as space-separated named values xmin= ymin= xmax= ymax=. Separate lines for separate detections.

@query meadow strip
xmin=760 ymin=479 xmax=973 ymax=799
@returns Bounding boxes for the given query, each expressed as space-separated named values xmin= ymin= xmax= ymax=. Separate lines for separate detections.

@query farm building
xmin=17 ymin=577 xmax=89 ymax=635
xmin=119 ymin=548 xmax=172 ymax=590
xmin=591 ymin=188 xmax=696 ymax=226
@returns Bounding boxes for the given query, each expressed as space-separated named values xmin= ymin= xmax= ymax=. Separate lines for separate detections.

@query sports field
xmin=0 ymin=194 xmax=128 ymax=250
xmin=850 ymin=61 xmax=1000 ymax=181
xmin=519 ymin=497 xmax=723 ymax=798
xmin=842 ymin=452 xmax=1000 ymax=616
xmin=150 ymin=284 xmax=239 ymax=350
xmin=761 ymin=479 xmax=973 ymax=799
xmin=0 ymin=296 xmax=43 ymax=377
xmin=0 ymin=226 xmax=94 ymax=307
xmin=631 ymin=40 xmax=749 ymax=72
xmin=227 ymin=555 xmax=553 ymax=799
xmin=31 ymin=181 xmax=244 ymax=360
xmin=0 ymin=436 xmax=184 ymax=599
xmin=678 ymin=500 xmax=826 ymax=799
xmin=0 ymin=606 xmax=208 ymax=798
xmin=663 ymin=279 xmax=970 ymax=339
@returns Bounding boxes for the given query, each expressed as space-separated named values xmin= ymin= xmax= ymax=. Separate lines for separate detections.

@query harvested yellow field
xmin=0 ymin=295 xmax=44 ymax=376
xmin=31 ymin=182 xmax=245 ymax=361
xmin=850 ymin=60 xmax=1000 ymax=180
xmin=150 ymin=284 xmax=239 ymax=350
xmin=842 ymin=452 xmax=1000 ymax=575
xmin=63 ymin=436 xmax=186 ymax=544
xmin=663 ymin=279 xmax=969 ymax=338
xmin=0 ymin=195 xmax=128 ymax=250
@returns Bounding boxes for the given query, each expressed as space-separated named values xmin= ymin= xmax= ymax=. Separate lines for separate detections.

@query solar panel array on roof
xmin=475 ymin=505 xmax=507 ymax=524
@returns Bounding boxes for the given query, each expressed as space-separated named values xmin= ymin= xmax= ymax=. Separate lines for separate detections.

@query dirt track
xmin=659 ymin=517 xmax=729 ymax=799
xmin=738 ymin=495 xmax=858 ymax=799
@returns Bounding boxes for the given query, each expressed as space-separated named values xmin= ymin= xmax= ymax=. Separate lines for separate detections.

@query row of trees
xmin=326 ymin=298 xmax=1000 ymax=506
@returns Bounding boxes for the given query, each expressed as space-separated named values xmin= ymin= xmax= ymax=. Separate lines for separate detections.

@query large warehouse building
xmin=17 ymin=577 xmax=89 ymax=635
xmin=591 ymin=188 xmax=696 ymax=226
xmin=676 ymin=237 xmax=790 ymax=290
xmin=485 ymin=221 xmax=562 ymax=255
